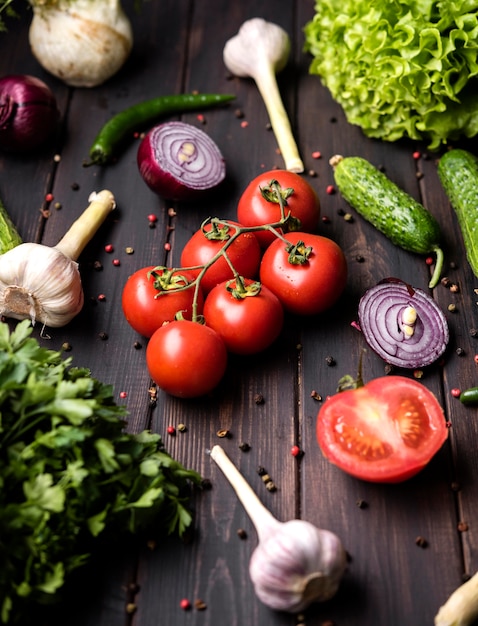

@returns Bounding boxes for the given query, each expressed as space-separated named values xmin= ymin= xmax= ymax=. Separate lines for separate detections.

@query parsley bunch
xmin=0 ymin=320 xmax=201 ymax=624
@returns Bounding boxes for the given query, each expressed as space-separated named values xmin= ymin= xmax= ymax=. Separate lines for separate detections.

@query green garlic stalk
xmin=223 ymin=18 xmax=304 ymax=173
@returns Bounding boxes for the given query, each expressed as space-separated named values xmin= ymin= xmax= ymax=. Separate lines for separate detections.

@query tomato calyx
xmin=336 ymin=350 xmax=366 ymax=392
xmin=285 ymin=239 xmax=313 ymax=265
xmin=148 ymin=267 xmax=194 ymax=295
xmin=201 ymin=217 xmax=238 ymax=241
xmin=225 ymin=276 xmax=262 ymax=300
xmin=259 ymin=179 xmax=301 ymax=232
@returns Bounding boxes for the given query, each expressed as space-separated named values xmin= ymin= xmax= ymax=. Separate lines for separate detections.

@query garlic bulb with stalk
xmin=0 ymin=189 xmax=116 ymax=328
xmin=28 ymin=0 xmax=133 ymax=88
xmin=223 ymin=18 xmax=304 ymax=173
xmin=210 ymin=445 xmax=347 ymax=613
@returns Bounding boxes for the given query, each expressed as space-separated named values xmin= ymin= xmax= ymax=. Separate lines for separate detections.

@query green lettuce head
xmin=304 ymin=0 xmax=478 ymax=149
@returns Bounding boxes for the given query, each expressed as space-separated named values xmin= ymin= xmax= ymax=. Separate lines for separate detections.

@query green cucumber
xmin=437 ymin=148 xmax=478 ymax=278
xmin=330 ymin=155 xmax=444 ymax=288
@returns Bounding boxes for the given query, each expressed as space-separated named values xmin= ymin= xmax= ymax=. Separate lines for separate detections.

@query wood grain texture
xmin=1 ymin=1 xmax=478 ymax=625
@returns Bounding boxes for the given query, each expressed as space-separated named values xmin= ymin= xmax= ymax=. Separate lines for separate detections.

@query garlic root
xmin=0 ymin=190 xmax=116 ymax=328
xmin=210 ymin=445 xmax=347 ymax=613
xmin=223 ymin=18 xmax=304 ymax=173
xmin=435 ymin=572 xmax=478 ymax=626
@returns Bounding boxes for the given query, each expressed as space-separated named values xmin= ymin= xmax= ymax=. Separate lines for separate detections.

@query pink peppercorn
xmin=180 ymin=599 xmax=191 ymax=611
xmin=164 ymin=242 xmax=171 ymax=251
xmin=451 ymin=388 xmax=461 ymax=398
xmin=167 ymin=425 xmax=176 ymax=436
xmin=240 ymin=120 xmax=249 ymax=128
xmin=474 ymin=355 xmax=478 ymax=365
xmin=104 ymin=244 xmax=114 ymax=253
xmin=412 ymin=151 xmax=421 ymax=160
xmin=425 ymin=257 xmax=433 ymax=266
xmin=45 ymin=192 xmax=54 ymax=202
xmin=113 ymin=259 xmax=120 ymax=266
xmin=119 ymin=391 xmax=128 ymax=399
xmin=291 ymin=445 xmax=301 ymax=457
xmin=312 ymin=150 xmax=322 ymax=159
xmin=147 ymin=214 xmax=158 ymax=223
xmin=326 ymin=185 xmax=335 ymax=195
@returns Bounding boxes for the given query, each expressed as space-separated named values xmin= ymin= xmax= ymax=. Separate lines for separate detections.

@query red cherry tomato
xmin=122 ymin=266 xmax=203 ymax=338
xmin=180 ymin=220 xmax=261 ymax=293
xmin=203 ymin=278 xmax=284 ymax=355
xmin=316 ymin=376 xmax=448 ymax=483
xmin=259 ymin=232 xmax=347 ymax=315
xmin=237 ymin=170 xmax=320 ymax=248
xmin=146 ymin=320 xmax=227 ymax=398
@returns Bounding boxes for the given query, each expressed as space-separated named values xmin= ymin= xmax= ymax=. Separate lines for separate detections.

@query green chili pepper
xmin=460 ymin=387 xmax=478 ymax=405
xmin=84 ymin=92 xmax=235 ymax=167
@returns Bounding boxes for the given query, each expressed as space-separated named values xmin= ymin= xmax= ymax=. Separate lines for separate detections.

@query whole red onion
xmin=0 ymin=74 xmax=59 ymax=152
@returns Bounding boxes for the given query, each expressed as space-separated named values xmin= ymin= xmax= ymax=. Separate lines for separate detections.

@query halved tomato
xmin=316 ymin=376 xmax=448 ymax=483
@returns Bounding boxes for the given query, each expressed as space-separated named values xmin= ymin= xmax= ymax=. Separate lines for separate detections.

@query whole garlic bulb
xmin=0 ymin=190 xmax=115 ymax=328
xmin=28 ymin=0 xmax=133 ymax=87
xmin=249 ymin=519 xmax=347 ymax=613
xmin=0 ymin=242 xmax=83 ymax=327
xmin=210 ymin=445 xmax=347 ymax=613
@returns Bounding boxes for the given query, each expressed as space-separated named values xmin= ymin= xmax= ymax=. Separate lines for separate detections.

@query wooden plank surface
xmin=1 ymin=1 xmax=478 ymax=625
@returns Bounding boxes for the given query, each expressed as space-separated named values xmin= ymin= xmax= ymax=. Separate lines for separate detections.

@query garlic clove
xmin=28 ymin=0 xmax=133 ymax=87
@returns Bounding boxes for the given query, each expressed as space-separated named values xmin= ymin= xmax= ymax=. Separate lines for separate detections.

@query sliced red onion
xmin=0 ymin=74 xmax=59 ymax=152
xmin=137 ymin=121 xmax=226 ymax=201
xmin=357 ymin=279 xmax=449 ymax=369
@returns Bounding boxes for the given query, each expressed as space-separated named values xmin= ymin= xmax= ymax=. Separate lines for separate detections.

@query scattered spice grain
xmin=239 ymin=442 xmax=250 ymax=452
xmin=254 ymin=393 xmax=265 ymax=405
xmin=216 ymin=429 xmax=231 ymax=438
xmin=458 ymin=521 xmax=469 ymax=532
xmin=237 ymin=528 xmax=248 ymax=539
xmin=415 ymin=536 xmax=428 ymax=548
xmin=194 ymin=599 xmax=207 ymax=611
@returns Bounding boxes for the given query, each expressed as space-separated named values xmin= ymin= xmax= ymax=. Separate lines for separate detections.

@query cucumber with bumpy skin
xmin=437 ymin=148 xmax=478 ymax=278
xmin=330 ymin=155 xmax=444 ymax=288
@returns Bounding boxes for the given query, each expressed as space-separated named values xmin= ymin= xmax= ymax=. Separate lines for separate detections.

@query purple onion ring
xmin=358 ymin=279 xmax=449 ymax=368
xmin=137 ymin=121 xmax=226 ymax=201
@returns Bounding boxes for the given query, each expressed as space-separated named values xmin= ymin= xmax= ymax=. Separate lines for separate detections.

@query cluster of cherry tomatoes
xmin=122 ymin=170 xmax=348 ymax=398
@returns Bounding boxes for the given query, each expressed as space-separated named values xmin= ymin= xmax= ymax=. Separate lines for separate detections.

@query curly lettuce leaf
xmin=304 ymin=0 xmax=478 ymax=148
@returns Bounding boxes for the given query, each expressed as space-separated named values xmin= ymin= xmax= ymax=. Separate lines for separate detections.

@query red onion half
xmin=137 ymin=121 xmax=226 ymax=201
xmin=0 ymin=75 xmax=59 ymax=152
xmin=357 ymin=279 xmax=449 ymax=369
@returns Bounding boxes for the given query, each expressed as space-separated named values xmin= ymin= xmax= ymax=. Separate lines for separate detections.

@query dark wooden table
xmin=1 ymin=2 xmax=478 ymax=625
